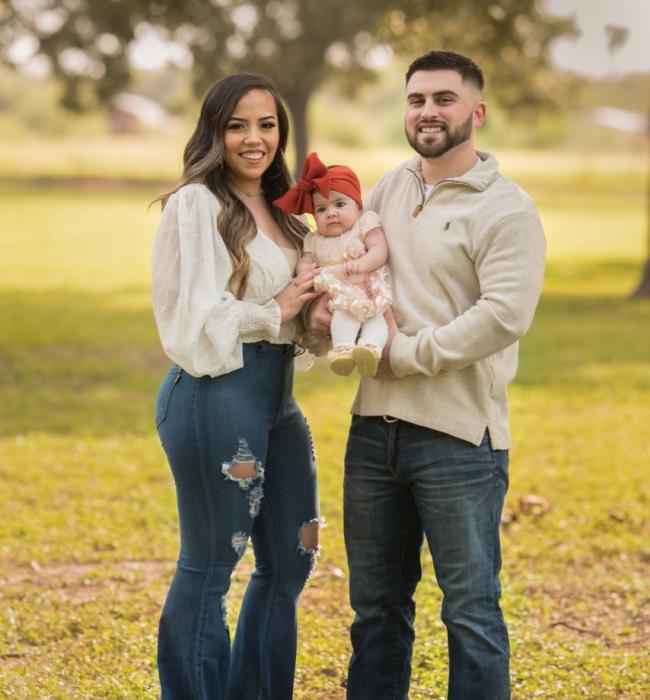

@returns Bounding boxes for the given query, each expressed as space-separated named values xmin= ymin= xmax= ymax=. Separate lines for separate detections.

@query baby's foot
xmin=328 ymin=345 xmax=355 ymax=376
xmin=352 ymin=343 xmax=382 ymax=377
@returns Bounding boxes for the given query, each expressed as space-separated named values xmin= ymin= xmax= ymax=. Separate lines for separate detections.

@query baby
xmin=274 ymin=152 xmax=391 ymax=377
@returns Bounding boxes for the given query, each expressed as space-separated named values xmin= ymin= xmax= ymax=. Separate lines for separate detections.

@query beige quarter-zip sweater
xmin=351 ymin=152 xmax=546 ymax=449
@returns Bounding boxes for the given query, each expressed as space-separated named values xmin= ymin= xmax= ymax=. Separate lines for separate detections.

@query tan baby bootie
xmin=352 ymin=343 xmax=382 ymax=377
xmin=328 ymin=345 xmax=355 ymax=376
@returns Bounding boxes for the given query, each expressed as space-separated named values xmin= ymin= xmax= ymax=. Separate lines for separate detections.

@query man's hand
xmin=304 ymin=293 xmax=332 ymax=336
xmin=376 ymin=307 xmax=398 ymax=379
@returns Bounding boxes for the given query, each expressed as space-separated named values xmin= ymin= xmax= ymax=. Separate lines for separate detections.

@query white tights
xmin=330 ymin=310 xmax=388 ymax=351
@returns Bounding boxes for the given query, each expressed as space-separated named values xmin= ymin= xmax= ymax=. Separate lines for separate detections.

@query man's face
xmin=404 ymin=69 xmax=485 ymax=159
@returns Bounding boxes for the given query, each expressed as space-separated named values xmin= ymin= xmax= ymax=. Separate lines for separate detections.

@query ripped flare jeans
xmin=155 ymin=342 xmax=321 ymax=700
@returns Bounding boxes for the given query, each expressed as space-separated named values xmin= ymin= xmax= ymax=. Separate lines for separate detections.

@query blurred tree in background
xmin=1 ymin=0 xmax=576 ymax=170
xmin=3 ymin=0 xmax=649 ymax=297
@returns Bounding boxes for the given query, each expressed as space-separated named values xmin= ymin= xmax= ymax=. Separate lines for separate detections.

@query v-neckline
xmin=257 ymin=229 xmax=298 ymax=276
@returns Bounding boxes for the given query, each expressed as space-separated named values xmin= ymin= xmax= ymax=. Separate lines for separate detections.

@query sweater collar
xmin=407 ymin=150 xmax=499 ymax=192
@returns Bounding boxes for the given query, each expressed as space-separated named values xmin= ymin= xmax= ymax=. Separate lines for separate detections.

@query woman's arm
xmin=153 ymin=185 xmax=315 ymax=377
xmin=296 ymin=251 xmax=317 ymax=276
xmin=153 ymin=185 xmax=319 ymax=376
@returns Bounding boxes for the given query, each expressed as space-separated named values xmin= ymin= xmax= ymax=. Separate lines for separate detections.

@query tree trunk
xmin=630 ymin=109 xmax=650 ymax=299
xmin=631 ymin=258 xmax=650 ymax=298
xmin=284 ymin=88 xmax=311 ymax=181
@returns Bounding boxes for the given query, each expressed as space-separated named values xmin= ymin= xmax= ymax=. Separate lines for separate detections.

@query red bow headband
xmin=273 ymin=152 xmax=362 ymax=215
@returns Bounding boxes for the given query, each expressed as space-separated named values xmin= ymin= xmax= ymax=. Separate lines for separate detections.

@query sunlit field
xmin=1 ymin=143 xmax=648 ymax=699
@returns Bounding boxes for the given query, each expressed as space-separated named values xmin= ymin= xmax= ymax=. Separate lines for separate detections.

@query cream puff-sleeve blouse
xmin=152 ymin=183 xmax=300 ymax=378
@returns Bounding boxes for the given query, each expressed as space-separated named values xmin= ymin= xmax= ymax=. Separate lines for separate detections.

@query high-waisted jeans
xmin=155 ymin=342 xmax=320 ymax=700
xmin=344 ymin=416 xmax=510 ymax=700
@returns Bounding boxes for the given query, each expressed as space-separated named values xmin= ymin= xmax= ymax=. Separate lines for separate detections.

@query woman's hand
xmin=275 ymin=264 xmax=320 ymax=322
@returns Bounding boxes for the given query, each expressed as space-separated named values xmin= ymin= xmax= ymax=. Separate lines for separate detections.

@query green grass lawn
xmin=1 ymin=148 xmax=649 ymax=698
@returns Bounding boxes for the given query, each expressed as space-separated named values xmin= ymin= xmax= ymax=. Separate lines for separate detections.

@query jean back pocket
xmin=155 ymin=364 xmax=183 ymax=428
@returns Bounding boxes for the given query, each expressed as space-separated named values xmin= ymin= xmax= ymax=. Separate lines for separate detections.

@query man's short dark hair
xmin=405 ymin=51 xmax=484 ymax=91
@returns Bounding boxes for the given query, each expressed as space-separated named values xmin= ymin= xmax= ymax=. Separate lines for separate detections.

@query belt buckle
xmin=382 ymin=415 xmax=398 ymax=423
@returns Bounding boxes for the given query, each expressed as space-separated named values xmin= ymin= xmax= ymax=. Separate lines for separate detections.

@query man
xmin=309 ymin=51 xmax=545 ymax=699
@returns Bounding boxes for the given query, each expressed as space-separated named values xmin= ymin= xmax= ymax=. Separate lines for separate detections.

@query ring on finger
xmin=292 ymin=279 xmax=300 ymax=287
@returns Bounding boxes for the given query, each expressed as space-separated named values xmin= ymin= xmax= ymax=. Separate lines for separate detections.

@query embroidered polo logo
xmin=444 ymin=221 xmax=451 ymax=231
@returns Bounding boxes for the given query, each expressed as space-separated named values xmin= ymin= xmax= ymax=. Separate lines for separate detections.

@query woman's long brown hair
xmin=155 ymin=73 xmax=308 ymax=298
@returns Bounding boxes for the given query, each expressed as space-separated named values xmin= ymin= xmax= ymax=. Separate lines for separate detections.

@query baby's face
xmin=312 ymin=190 xmax=360 ymax=238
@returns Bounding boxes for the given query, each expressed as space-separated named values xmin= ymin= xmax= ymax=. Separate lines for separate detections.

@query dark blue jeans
xmin=155 ymin=342 xmax=320 ymax=700
xmin=344 ymin=416 xmax=510 ymax=700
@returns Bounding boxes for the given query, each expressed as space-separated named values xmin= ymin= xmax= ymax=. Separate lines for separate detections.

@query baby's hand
xmin=344 ymin=261 xmax=362 ymax=276
xmin=345 ymin=242 xmax=366 ymax=260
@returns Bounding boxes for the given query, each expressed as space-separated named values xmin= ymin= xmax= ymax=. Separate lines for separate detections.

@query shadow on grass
xmin=1 ymin=260 xmax=648 ymax=436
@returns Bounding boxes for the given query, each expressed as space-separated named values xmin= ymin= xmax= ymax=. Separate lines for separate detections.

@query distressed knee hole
xmin=221 ymin=594 xmax=229 ymax=633
xmin=231 ymin=530 xmax=248 ymax=558
xmin=297 ymin=517 xmax=326 ymax=555
xmin=222 ymin=438 xmax=265 ymax=491
xmin=248 ymin=485 xmax=264 ymax=517
xmin=297 ymin=517 xmax=326 ymax=580
xmin=299 ymin=521 xmax=321 ymax=552
xmin=227 ymin=460 xmax=257 ymax=479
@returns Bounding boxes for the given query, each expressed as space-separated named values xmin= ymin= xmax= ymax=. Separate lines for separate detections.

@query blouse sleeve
xmin=358 ymin=210 xmax=381 ymax=238
xmin=151 ymin=185 xmax=281 ymax=377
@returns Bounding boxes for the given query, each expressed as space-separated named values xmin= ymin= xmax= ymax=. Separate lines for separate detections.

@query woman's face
xmin=223 ymin=89 xmax=280 ymax=189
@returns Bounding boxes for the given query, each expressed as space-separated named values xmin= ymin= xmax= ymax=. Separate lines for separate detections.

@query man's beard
xmin=406 ymin=112 xmax=473 ymax=158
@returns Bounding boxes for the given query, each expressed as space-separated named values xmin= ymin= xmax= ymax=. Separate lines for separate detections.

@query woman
xmin=151 ymin=73 xmax=323 ymax=700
